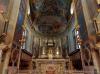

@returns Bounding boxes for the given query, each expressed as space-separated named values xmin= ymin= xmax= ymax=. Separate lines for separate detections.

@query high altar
xmin=32 ymin=39 xmax=70 ymax=74
xmin=33 ymin=59 xmax=69 ymax=74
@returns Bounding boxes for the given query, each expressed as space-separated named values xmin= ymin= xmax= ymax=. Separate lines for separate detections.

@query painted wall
xmin=67 ymin=16 xmax=76 ymax=54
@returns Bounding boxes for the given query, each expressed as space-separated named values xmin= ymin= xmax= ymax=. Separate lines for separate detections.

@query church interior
xmin=0 ymin=0 xmax=100 ymax=74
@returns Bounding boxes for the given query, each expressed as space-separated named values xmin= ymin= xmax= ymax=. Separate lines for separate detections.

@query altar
xmin=33 ymin=59 xmax=69 ymax=74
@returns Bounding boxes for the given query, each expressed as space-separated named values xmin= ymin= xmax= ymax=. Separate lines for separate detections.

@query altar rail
xmin=8 ymin=67 xmax=95 ymax=74
xmin=16 ymin=70 xmax=95 ymax=74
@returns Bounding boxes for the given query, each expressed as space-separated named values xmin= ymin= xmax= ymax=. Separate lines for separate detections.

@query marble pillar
xmin=2 ymin=0 xmax=21 ymax=74
xmin=81 ymin=0 xmax=100 ymax=73
xmin=92 ymin=50 xmax=100 ymax=74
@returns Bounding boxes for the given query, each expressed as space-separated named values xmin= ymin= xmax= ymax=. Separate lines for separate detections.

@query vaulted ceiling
xmin=29 ymin=0 xmax=72 ymax=36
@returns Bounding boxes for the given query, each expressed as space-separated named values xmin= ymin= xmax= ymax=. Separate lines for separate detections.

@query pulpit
xmin=33 ymin=59 xmax=69 ymax=74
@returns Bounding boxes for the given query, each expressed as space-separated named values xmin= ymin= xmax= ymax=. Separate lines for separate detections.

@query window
xmin=76 ymin=0 xmax=88 ymax=41
xmin=21 ymin=30 xmax=26 ymax=49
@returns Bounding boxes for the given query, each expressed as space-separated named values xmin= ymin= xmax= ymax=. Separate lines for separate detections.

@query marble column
xmin=91 ymin=49 xmax=100 ymax=74
xmin=2 ymin=0 xmax=21 ymax=74
xmin=81 ymin=0 xmax=100 ymax=73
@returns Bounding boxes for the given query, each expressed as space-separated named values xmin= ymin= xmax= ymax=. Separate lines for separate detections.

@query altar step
xmin=8 ymin=67 xmax=95 ymax=74
xmin=17 ymin=70 xmax=94 ymax=74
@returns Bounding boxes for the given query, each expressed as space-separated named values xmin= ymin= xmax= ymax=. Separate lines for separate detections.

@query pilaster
xmin=2 ymin=0 xmax=21 ymax=74
xmin=81 ymin=0 xmax=100 ymax=73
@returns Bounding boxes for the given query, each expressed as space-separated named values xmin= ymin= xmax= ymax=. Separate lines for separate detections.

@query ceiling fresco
xmin=29 ymin=0 xmax=72 ymax=36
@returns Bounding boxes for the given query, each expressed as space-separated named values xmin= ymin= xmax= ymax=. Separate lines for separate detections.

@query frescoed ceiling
xmin=29 ymin=0 xmax=72 ymax=36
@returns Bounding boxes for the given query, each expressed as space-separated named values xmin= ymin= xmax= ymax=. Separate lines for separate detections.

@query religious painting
xmin=16 ymin=0 xmax=27 ymax=28
xmin=68 ymin=16 xmax=76 ymax=53
xmin=76 ymin=0 xmax=88 ymax=41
